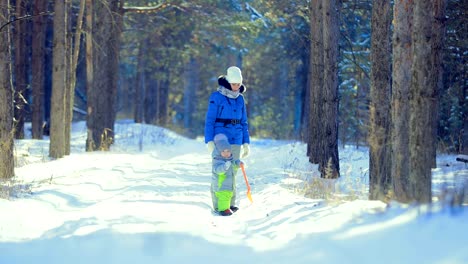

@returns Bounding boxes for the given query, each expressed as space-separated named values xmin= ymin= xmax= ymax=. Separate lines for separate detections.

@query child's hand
xmin=234 ymin=160 xmax=244 ymax=167
xmin=224 ymin=161 xmax=232 ymax=170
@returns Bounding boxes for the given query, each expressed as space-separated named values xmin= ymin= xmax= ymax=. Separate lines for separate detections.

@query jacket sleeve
xmin=240 ymin=96 xmax=250 ymax=144
xmin=204 ymin=93 xmax=218 ymax=143
xmin=213 ymin=159 xmax=227 ymax=174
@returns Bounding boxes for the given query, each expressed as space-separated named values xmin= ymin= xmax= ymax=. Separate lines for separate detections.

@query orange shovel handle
xmin=240 ymin=163 xmax=253 ymax=203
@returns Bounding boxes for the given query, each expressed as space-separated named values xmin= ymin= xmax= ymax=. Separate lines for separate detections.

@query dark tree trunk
xmin=356 ymin=70 xmax=369 ymax=148
xmin=144 ymin=72 xmax=156 ymax=124
xmin=308 ymin=0 xmax=323 ymax=163
xmin=297 ymin=57 xmax=308 ymax=140
xmin=31 ymin=0 xmax=48 ymax=139
xmin=64 ymin=0 xmax=72 ymax=154
xmin=65 ymin=0 xmax=85 ymax=155
xmin=279 ymin=61 xmax=289 ymax=135
xmin=409 ymin=0 xmax=435 ymax=203
xmin=86 ymin=0 xmax=122 ymax=151
xmin=183 ymin=57 xmax=198 ymax=138
xmin=14 ymin=0 xmax=28 ymax=139
xmin=85 ymin=0 xmax=93 ymax=149
xmin=0 ymin=0 xmax=15 ymax=179
xmin=392 ymin=0 xmax=413 ymax=202
xmin=49 ymin=0 xmax=67 ymax=158
xmin=157 ymin=73 xmax=169 ymax=127
xmin=134 ymin=39 xmax=147 ymax=123
xmin=320 ymin=0 xmax=340 ymax=178
xmin=431 ymin=0 xmax=447 ymax=162
xmin=369 ymin=0 xmax=392 ymax=200
xmin=43 ymin=15 xmax=53 ymax=131
xmin=308 ymin=0 xmax=340 ymax=179
xmin=463 ymin=108 xmax=468 ymax=155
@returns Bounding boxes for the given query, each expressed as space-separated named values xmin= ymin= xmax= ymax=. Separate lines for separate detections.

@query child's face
xmin=221 ymin=149 xmax=232 ymax=158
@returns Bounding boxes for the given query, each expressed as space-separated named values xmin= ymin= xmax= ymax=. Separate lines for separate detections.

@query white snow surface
xmin=1 ymin=121 xmax=467 ymax=264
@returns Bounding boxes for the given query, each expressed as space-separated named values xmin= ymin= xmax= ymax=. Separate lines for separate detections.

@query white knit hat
xmin=226 ymin=66 xmax=243 ymax=84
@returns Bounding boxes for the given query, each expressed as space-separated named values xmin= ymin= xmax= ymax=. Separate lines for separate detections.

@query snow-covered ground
xmin=1 ymin=121 xmax=467 ymax=264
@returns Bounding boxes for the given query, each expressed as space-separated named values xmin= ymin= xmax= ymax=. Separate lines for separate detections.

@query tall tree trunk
xmin=144 ymin=72 xmax=155 ymax=124
xmin=463 ymin=74 xmax=468 ymax=154
xmin=134 ymin=39 xmax=147 ymax=123
xmin=49 ymin=0 xmax=67 ymax=158
xmin=296 ymin=57 xmax=308 ymax=139
xmin=183 ymin=57 xmax=198 ymax=138
xmin=431 ymin=0 xmax=447 ymax=163
xmin=409 ymin=0 xmax=434 ymax=203
xmin=64 ymin=0 xmax=72 ymax=154
xmin=87 ymin=0 xmax=122 ymax=151
xmin=31 ymin=0 xmax=47 ymax=139
xmin=320 ymin=0 xmax=340 ymax=178
xmin=14 ymin=0 xmax=27 ymax=139
xmin=392 ymin=0 xmax=413 ymax=202
xmin=157 ymin=73 xmax=169 ymax=127
xmin=85 ymin=0 xmax=94 ymax=150
xmin=43 ymin=16 xmax=53 ymax=131
xmin=463 ymin=107 xmax=468 ymax=155
xmin=308 ymin=0 xmax=323 ymax=163
xmin=369 ymin=0 xmax=392 ymax=201
xmin=65 ymin=0 xmax=85 ymax=155
xmin=356 ymin=70 xmax=369 ymax=148
xmin=279 ymin=61 xmax=289 ymax=136
xmin=0 ymin=0 xmax=15 ymax=179
xmin=109 ymin=1 xmax=123 ymax=139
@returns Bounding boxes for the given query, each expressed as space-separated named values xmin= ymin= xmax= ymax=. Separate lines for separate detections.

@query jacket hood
xmin=214 ymin=133 xmax=231 ymax=153
xmin=218 ymin=76 xmax=246 ymax=93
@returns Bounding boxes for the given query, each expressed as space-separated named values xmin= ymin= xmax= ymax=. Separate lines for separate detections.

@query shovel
xmin=240 ymin=163 xmax=253 ymax=203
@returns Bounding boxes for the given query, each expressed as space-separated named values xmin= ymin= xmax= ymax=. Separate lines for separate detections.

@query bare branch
xmin=122 ymin=3 xmax=172 ymax=14
xmin=0 ymin=12 xmax=52 ymax=32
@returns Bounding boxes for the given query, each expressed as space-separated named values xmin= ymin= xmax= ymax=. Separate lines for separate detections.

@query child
xmin=211 ymin=133 xmax=242 ymax=216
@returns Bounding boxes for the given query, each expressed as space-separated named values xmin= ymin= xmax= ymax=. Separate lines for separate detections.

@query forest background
xmin=0 ymin=0 xmax=467 ymax=203
xmin=3 ymin=0 xmax=465 ymax=146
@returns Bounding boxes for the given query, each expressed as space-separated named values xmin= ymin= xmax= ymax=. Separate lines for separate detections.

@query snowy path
xmin=1 ymin=122 xmax=467 ymax=264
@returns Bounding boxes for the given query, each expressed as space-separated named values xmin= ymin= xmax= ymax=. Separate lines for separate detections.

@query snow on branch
xmin=245 ymin=3 xmax=268 ymax=27
xmin=122 ymin=3 xmax=173 ymax=14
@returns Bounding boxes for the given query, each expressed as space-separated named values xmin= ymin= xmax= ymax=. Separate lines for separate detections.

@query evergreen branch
xmin=340 ymin=31 xmax=370 ymax=80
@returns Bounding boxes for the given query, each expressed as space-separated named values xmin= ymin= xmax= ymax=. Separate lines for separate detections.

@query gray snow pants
xmin=211 ymin=144 xmax=241 ymax=210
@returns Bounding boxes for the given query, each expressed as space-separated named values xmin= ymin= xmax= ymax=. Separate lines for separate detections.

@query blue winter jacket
xmin=204 ymin=76 xmax=250 ymax=145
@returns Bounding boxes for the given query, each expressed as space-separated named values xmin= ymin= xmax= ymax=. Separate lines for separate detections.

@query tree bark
xmin=134 ymin=39 xmax=147 ymax=123
xmin=85 ymin=0 xmax=94 ymax=150
xmin=392 ymin=0 xmax=413 ymax=202
xmin=14 ymin=0 xmax=27 ymax=139
xmin=183 ymin=57 xmax=198 ymax=138
xmin=308 ymin=0 xmax=323 ymax=163
xmin=430 ymin=0 xmax=447 ymax=163
xmin=409 ymin=0 xmax=435 ymax=203
xmin=144 ymin=72 xmax=156 ymax=124
xmin=279 ymin=60 xmax=289 ymax=134
xmin=463 ymin=109 xmax=468 ymax=155
xmin=86 ymin=0 xmax=123 ymax=151
xmin=320 ymin=0 xmax=340 ymax=178
xmin=369 ymin=0 xmax=392 ymax=200
xmin=31 ymin=0 xmax=48 ymax=139
xmin=64 ymin=0 xmax=72 ymax=154
xmin=0 ymin=0 xmax=15 ymax=179
xmin=296 ymin=58 xmax=308 ymax=140
xmin=158 ymin=73 xmax=169 ymax=127
xmin=65 ymin=0 xmax=85 ymax=155
xmin=49 ymin=0 xmax=68 ymax=158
